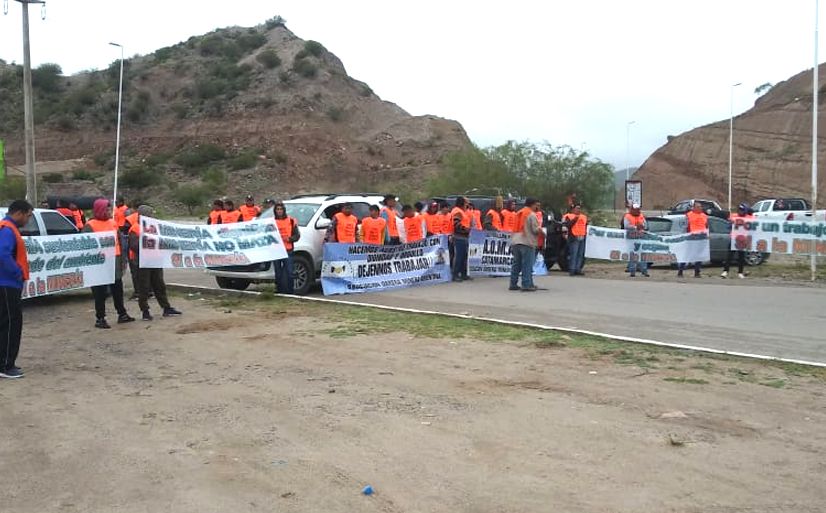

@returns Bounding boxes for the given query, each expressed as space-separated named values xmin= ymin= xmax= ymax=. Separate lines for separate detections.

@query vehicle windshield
xmin=284 ymin=203 xmax=321 ymax=226
xmin=646 ymin=219 xmax=672 ymax=233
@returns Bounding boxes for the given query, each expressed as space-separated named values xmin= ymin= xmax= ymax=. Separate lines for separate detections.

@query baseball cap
xmin=631 ymin=202 xmax=640 ymax=209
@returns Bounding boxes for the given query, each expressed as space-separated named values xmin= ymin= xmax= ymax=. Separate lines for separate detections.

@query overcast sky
xmin=0 ymin=0 xmax=821 ymax=169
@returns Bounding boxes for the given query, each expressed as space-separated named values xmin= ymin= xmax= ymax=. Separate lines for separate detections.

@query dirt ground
xmin=3 ymin=292 xmax=826 ymax=513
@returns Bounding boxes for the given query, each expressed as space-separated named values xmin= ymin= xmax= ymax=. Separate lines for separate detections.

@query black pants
xmin=723 ymin=251 xmax=745 ymax=274
xmin=128 ymin=259 xmax=140 ymax=296
xmin=92 ymin=279 xmax=127 ymax=320
xmin=136 ymin=268 xmax=172 ymax=313
xmin=0 ymin=287 xmax=23 ymax=371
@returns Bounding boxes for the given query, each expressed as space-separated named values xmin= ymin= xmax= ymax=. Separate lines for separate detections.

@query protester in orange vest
xmin=510 ymin=198 xmax=541 ymax=292
xmin=535 ymin=208 xmax=545 ymax=250
xmin=422 ymin=202 xmax=443 ymax=236
xmin=123 ymin=206 xmax=142 ymax=300
xmin=678 ymin=201 xmax=709 ymax=278
xmin=0 ymin=200 xmax=33 ymax=379
xmin=69 ymin=203 xmax=85 ymax=230
xmin=113 ymin=196 xmax=128 ymax=229
xmin=360 ymin=205 xmax=387 ymax=245
xmin=222 ymin=200 xmax=242 ymax=223
xmin=623 ymin=202 xmax=649 ymax=277
xmin=380 ymin=195 xmax=401 ymax=244
xmin=128 ymin=205 xmax=182 ymax=321
xmin=500 ymin=200 xmax=518 ymax=233
xmin=439 ymin=203 xmax=453 ymax=235
xmin=207 ymin=199 xmax=224 ymax=225
xmin=55 ymin=199 xmax=75 ymax=223
xmin=239 ymin=195 xmax=261 ymax=221
xmin=326 ymin=203 xmax=358 ymax=243
xmin=402 ymin=205 xmax=425 ymax=243
xmin=451 ymin=197 xmax=472 ymax=282
xmin=484 ymin=197 xmax=504 ymax=231
xmin=83 ymin=198 xmax=135 ymax=328
xmin=722 ymin=202 xmax=754 ymax=279
xmin=468 ymin=202 xmax=482 ymax=230
xmin=562 ymin=204 xmax=588 ymax=276
xmin=273 ymin=201 xmax=300 ymax=294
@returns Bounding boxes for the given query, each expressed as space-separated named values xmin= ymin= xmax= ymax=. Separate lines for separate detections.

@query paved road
xmin=166 ymin=269 xmax=826 ymax=365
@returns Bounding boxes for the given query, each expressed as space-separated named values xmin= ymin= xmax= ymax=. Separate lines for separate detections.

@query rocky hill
xmin=634 ymin=64 xmax=826 ymax=209
xmin=0 ymin=16 xmax=471 ymax=210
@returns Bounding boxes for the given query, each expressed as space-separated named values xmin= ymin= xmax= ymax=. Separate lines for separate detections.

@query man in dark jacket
xmin=0 ymin=200 xmax=33 ymax=379
xmin=128 ymin=205 xmax=182 ymax=321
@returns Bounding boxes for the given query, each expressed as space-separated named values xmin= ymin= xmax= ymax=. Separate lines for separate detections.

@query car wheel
xmin=745 ymin=252 xmax=765 ymax=266
xmin=292 ymin=254 xmax=313 ymax=296
xmin=215 ymin=277 xmax=251 ymax=291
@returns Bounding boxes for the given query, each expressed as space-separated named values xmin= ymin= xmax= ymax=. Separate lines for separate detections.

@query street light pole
xmin=728 ymin=82 xmax=742 ymax=212
xmin=625 ymin=120 xmax=636 ymax=181
xmin=109 ymin=42 xmax=124 ymax=207
xmin=812 ymin=0 xmax=819 ymax=281
xmin=14 ymin=0 xmax=45 ymax=205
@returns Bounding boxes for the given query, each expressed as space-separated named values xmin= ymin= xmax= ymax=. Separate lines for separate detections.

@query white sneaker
xmin=720 ymin=271 xmax=728 ymax=278
xmin=738 ymin=273 xmax=745 ymax=279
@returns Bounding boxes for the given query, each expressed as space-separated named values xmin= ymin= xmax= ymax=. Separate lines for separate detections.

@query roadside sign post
xmin=625 ymin=180 xmax=642 ymax=208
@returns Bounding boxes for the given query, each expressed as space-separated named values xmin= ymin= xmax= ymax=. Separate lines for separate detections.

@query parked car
xmin=646 ymin=215 xmax=768 ymax=266
xmin=206 ymin=194 xmax=392 ymax=295
xmin=666 ymin=199 xmax=729 ymax=219
xmin=750 ymin=198 xmax=826 ymax=221
xmin=0 ymin=207 xmax=80 ymax=237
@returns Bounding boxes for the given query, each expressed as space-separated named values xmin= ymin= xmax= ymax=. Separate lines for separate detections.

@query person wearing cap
xmin=678 ymin=200 xmax=708 ymax=278
xmin=422 ymin=202 xmax=443 ymax=236
xmin=239 ymin=195 xmax=261 ymax=222
xmin=128 ymin=205 xmax=183 ymax=321
xmin=263 ymin=198 xmax=276 ymax=212
xmin=623 ymin=202 xmax=649 ymax=278
xmin=562 ymin=204 xmax=588 ymax=276
xmin=83 ymin=198 xmax=135 ymax=328
xmin=722 ymin=202 xmax=754 ymax=279
xmin=222 ymin=200 xmax=242 ymax=223
xmin=380 ymin=195 xmax=401 ymax=244
xmin=207 ymin=199 xmax=224 ymax=225
xmin=509 ymin=198 xmax=541 ymax=292
xmin=273 ymin=201 xmax=300 ymax=293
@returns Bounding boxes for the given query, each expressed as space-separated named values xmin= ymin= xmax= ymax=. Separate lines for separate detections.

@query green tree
xmin=32 ymin=63 xmax=63 ymax=94
xmin=175 ymin=184 xmax=210 ymax=214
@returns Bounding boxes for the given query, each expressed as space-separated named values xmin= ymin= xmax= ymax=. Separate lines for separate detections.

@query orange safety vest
xmin=485 ymin=209 xmax=502 ymax=231
xmin=0 ymin=220 xmax=29 ymax=281
xmin=422 ymin=212 xmax=443 ymax=235
xmin=450 ymin=206 xmax=471 ymax=232
xmin=515 ymin=207 xmax=534 ymax=232
xmin=239 ymin=205 xmax=260 ymax=222
xmin=71 ymin=210 xmax=84 ymax=229
xmin=501 ymin=210 xmax=517 ymax=233
xmin=441 ymin=213 xmax=454 ymax=234
xmin=563 ymin=213 xmax=588 ymax=237
xmin=686 ymin=211 xmax=708 ymax=233
xmin=471 ymin=209 xmax=482 ymax=230
xmin=333 ymin=212 xmax=358 ymax=243
xmin=361 ymin=216 xmax=386 ymax=245
xmin=128 ymin=220 xmax=141 ymax=261
xmin=274 ymin=216 xmax=297 ymax=251
xmin=114 ymin=205 xmax=128 ymax=228
xmin=222 ymin=210 xmax=242 ymax=223
xmin=535 ymin=210 xmax=545 ymax=247
xmin=208 ymin=210 xmax=223 ymax=225
xmin=381 ymin=207 xmax=399 ymax=238
xmin=56 ymin=207 xmax=74 ymax=219
xmin=125 ymin=211 xmax=139 ymax=229
xmin=623 ymin=213 xmax=646 ymax=229
xmin=403 ymin=216 xmax=424 ymax=242
xmin=85 ymin=218 xmax=121 ymax=256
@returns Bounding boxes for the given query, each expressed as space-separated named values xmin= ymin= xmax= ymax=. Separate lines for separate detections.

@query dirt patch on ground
xmin=2 ymin=293 xmax=825 ymax=512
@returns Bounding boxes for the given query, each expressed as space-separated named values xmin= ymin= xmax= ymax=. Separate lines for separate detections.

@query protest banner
xmin=468 ymin=230 xmax=547 ymax=277
xmin=138 ymin=217 xmax=287 ymax=268
xmin=730 ymin=218 xmax=826 ymax=255
xmin=321 ymin=236 xmax=451 ymax=295
xmin=22 ymin=231 xmax=116 ymax=299
xmin=584 ymin=226 xmax=710 ymax=264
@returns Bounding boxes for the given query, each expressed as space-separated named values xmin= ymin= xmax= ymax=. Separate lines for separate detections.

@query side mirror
xmin=315 ymin=218 xmax=332 ymax=230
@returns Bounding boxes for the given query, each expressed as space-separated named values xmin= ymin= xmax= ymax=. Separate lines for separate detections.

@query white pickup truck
xmin=750 ymin=198 xmax=826 ymax=221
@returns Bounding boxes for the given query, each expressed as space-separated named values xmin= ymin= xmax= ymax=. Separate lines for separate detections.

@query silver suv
xmin=206 ymin=194 xmax=389 ymax=295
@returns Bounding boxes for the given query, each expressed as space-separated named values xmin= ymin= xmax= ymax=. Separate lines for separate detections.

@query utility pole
xmin=812 ymin=0 xmax=819 ymax=282
xmin=9 ymin=0 xmax=46 ymax=205
xmin=728 ymin=82 xmax=742 ymax=211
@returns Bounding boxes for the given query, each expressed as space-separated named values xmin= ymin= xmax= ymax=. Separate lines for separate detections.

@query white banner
xmin=22 ymin=231 xmax=116 ymax=299
xmin=468 ymin=230 xmax=547 ymax=276
xmin=138 ymin=217 xmax=287 ymax=269
xmin=584 ymin=226 xmax=710 ymax=264
xmin=731 ymin=218 xmax=826 ymax=255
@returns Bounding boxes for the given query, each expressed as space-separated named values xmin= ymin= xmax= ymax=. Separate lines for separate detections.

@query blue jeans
xmin=628 ymin=253 xmax=648 ymax=275
xmin=568 ymin=236 xmax=586 ymax=275
xmin=510 ymin=244 xmax=536 ymax=288
xmin=273 ymin=252 xmax=294 ymax=293
xmin=452 ymin=237 xmax=469 ymax=279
